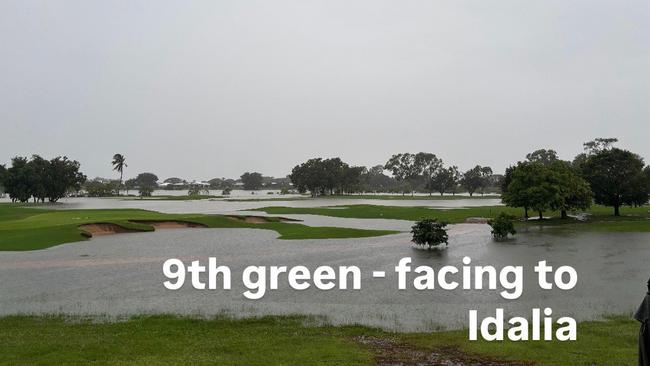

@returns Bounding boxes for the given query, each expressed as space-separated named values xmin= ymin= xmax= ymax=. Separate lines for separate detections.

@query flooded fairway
xmin=0 ymin=224 xmax=648 ymax=332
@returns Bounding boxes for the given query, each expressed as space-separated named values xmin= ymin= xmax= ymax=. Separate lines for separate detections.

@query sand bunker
xmin=79 ymin=221 xmax=207 ymax=238
xmin=134 ymin=221 xmax=207 ymax=229
xmin=79 ymin=223 xmax=137 ymax=236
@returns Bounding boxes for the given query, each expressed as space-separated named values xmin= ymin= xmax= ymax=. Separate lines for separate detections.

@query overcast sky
xmin=1 ymin=1 xmax=648 ymax=181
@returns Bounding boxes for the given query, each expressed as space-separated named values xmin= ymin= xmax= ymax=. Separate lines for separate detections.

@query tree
xmin=134 ymin=173 xmax=158 ymax=197
xmin=583 ymin=138 xmax=618 ymax=155
xmin=44 ymin=156 xmax=86 ymax=202
xmin=547 ymin=161 xmax=592 ymax=219
xmin=5 ymin=157 xmax=31 ymax=202
xmin=384 ymin=153 xmax=419 ymax=195
xmin=360 ymin=165 xmax=398 ymax=193
xmin=0 ymin=164 xmax=6 ymax=195
xmin=488 ymin=212 xmax=517 ymax=240
xmin=410 ymin=219 xmax=448 ymax=248
xmin=502 ymin=162 xmax=557 ymax=219
xmin=428 ymin=165 xmax=460 ymax=196
xmin=582 ymin=148 xmax=648 ymax=216
xmin=461 ymin=165 xmax=492 ymax=196
xmin=240 ymin=172 xmax=264 ymax=190
xmin=124 ymin=178 xmax=137 ymax=195
xmin=340 ymin=166 xmax=364 ymax=194
xmin=526 ymin=149 xmax=559 ymax=165
xmin=111 ymin=154 xmax=127 ymax=196
xmin=188 ymin=184 xmax=209 ymax=196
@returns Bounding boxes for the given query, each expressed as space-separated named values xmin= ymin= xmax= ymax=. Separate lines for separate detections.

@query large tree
xmin=384 ymin=153 xmax=419 ymax=195
xmin=134 ymin=173 xmax=159 ymax=197
xmin=547 ymin=161 xmax=592 ymax=219
xmin=111 ymin=154 xmax=127 ymax=196
xmin=428 ymin=165 xmax=460 ymax=196
xmin=582 ymin=148 xmax=648 ymax=216
xmin=526 ymin=149 xmax=559 ymax=165
xmin=240 ymin=172 xmax=264 ymax=190
xmin=502 ymin=162 xmax=558 ymax=219
xmin=460 ymin=165 xmax=492 ymax=196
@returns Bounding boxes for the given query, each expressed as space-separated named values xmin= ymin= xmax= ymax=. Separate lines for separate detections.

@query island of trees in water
xmin=0 ymin=138 xmax=648 ymax=216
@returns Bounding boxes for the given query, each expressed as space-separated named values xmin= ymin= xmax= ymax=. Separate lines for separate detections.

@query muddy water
xmin=0 ymin=225 xmax=647 ymax=332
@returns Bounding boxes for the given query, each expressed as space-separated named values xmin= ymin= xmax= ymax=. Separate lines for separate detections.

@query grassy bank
xmin=226 ymin=194 xmax=500 ymax=202
xmin=254 ymin=204 xmax=650 ymax=232
xmin=0 ymin=204 xmax=398 ymax=251
xmin=0 ymin=315 xmax=637 ymax=365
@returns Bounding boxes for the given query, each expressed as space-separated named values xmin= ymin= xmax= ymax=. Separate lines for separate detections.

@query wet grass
xmin=0 ymin=315 xmax=637 ymax=365
xmin=254 ymin=204 xmax=650 ymax=232
xmin=227 ymin=194 xmax=500 ymax=202
xmin=0 ymin=204 xmax=398 ymax=251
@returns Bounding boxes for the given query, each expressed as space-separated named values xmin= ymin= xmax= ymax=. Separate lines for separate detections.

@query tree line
xmin=0 ymin=155 xmax=86 ymax=202
xmin=289 ymin=154 xmax=498 ymax=197
xmin=502 ymin=139 xmax=650 ymax=217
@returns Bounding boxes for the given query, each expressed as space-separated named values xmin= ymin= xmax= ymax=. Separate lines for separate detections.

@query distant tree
xmin=163 ymin=177 xmax=185 ymax=184
xmin=290 ymin=158 xmax=325 ymax=196
xmin=502 ymin=162 xmax=556 ymax=219
xmin=111 ymin=154 xmax=127 ymax=196
xmin=526 ymin=149 xmax=559 ymax=165
xmin=360 ymin=165 xmax=397 ymax=192
xmin=222 ymin=187 xmax=232 ymax=195
xmin=5 ymin=157 xmax=32 ymax=202
xmin=0 ymin=164 xmax=6 ymax=194
xmin=385 ymin=153 xmax=435 ymax=195
xmin=340 ymin=166 xmax=364 ymax=194
xmin=410 ymin=219 xmax=448 ymax=248
xmin=548 ymin=161 xmax=592 ymax=219
xmin=188 ymin=185 xmax=209 ymax=196
xmin=124 ymin=178 xmax=137 ymax=195
xmin=488 ymin=212 xmax=517 ymax=240
xmin=461 ymin=165 xmax=492 ymax=196
xmin=240 ymin=172 xmax=264 ymax=190
xmin=583 ymin=138 xmax=618 ymax=155
xmin=582 ymin=148 xmax=648 ymax=216
xmin=134 ymin=173 xmax=158 ymax=197
xmin=645 ymin=166 xmax=650 ymax=194
xmin=28 ymin=155 xmax=49 ymax=202
xmin=84 ymin=179 xmax=120 ymax=197
xmin=45 ymin=156 xmax=85 ymax=202
xmin=428 ymin=165 xmax=460 ymax=196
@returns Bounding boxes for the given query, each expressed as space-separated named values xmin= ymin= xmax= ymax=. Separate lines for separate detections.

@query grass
xmin=0 ymin=315 xmax=637 ymax=365
xmin=0 ymin=204 xmax=398 ymax=251
xmin=226 ymin=194 xmax=500 ymax=202
xmin=254 ymin=204 xmax=650 ymax=232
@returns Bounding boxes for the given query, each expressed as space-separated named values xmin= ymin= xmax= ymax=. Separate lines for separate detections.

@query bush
xmin=488 ymin=212 xmax=517 ymax=239
xmin=410 ymin=218 xmax=448 ymax=248
xmin=222 ymin=187 xmax=232 ymax=195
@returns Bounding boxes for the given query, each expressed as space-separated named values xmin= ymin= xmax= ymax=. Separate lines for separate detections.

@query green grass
xmin=396 ymin=316 xmax=637 ymax=366
xmin=0 ymin=204 xmax=398 ymax=251
xmin=0 ymin=315 xmax=637 ymax=365
xmin=227 ymin=194 xmax=500 ymax=202
xmin=254 ymin=204 xmax=650 ymax=231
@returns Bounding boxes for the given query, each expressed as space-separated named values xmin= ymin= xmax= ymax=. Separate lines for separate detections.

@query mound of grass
xmin=0 ymin=204 xmax=398 ymax=251
xmin=253 ymin=204 xmax=650 ymax=232
xmin=0 ymin=315 xmax=637 ymax=365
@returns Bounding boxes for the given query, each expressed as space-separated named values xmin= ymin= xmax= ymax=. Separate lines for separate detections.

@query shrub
xmin=488 ymin=212 xmax=517 ymax=239
xmin=410 ymin=218 xmax=448 ymax=248
xmin=222 ymin=187 xmax=232 ymax=195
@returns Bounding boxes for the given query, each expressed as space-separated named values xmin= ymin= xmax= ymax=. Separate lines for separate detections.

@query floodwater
xmin=1 ymin=224 xmax=648 ymax=332
xmin=21 ymin=196 xmax=503 ymax=215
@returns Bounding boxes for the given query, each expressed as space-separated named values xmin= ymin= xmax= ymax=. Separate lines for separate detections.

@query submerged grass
xmin=0 ymin=204 xmax=398 ymax=251
xmin=0 ymin=315 xmax=637 ymax=365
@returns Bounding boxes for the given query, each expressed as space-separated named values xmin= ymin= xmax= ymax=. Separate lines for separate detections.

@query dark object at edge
xmin=636 ymin=279 xmax=650 ymax=366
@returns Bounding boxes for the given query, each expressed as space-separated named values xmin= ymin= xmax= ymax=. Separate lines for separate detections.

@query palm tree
xmin=111 ymin=154 xmax=127 ymax=196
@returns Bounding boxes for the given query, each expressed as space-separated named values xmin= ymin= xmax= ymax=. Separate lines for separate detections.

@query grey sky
xmin=1 ymin=0 xmax=648 ymax=181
